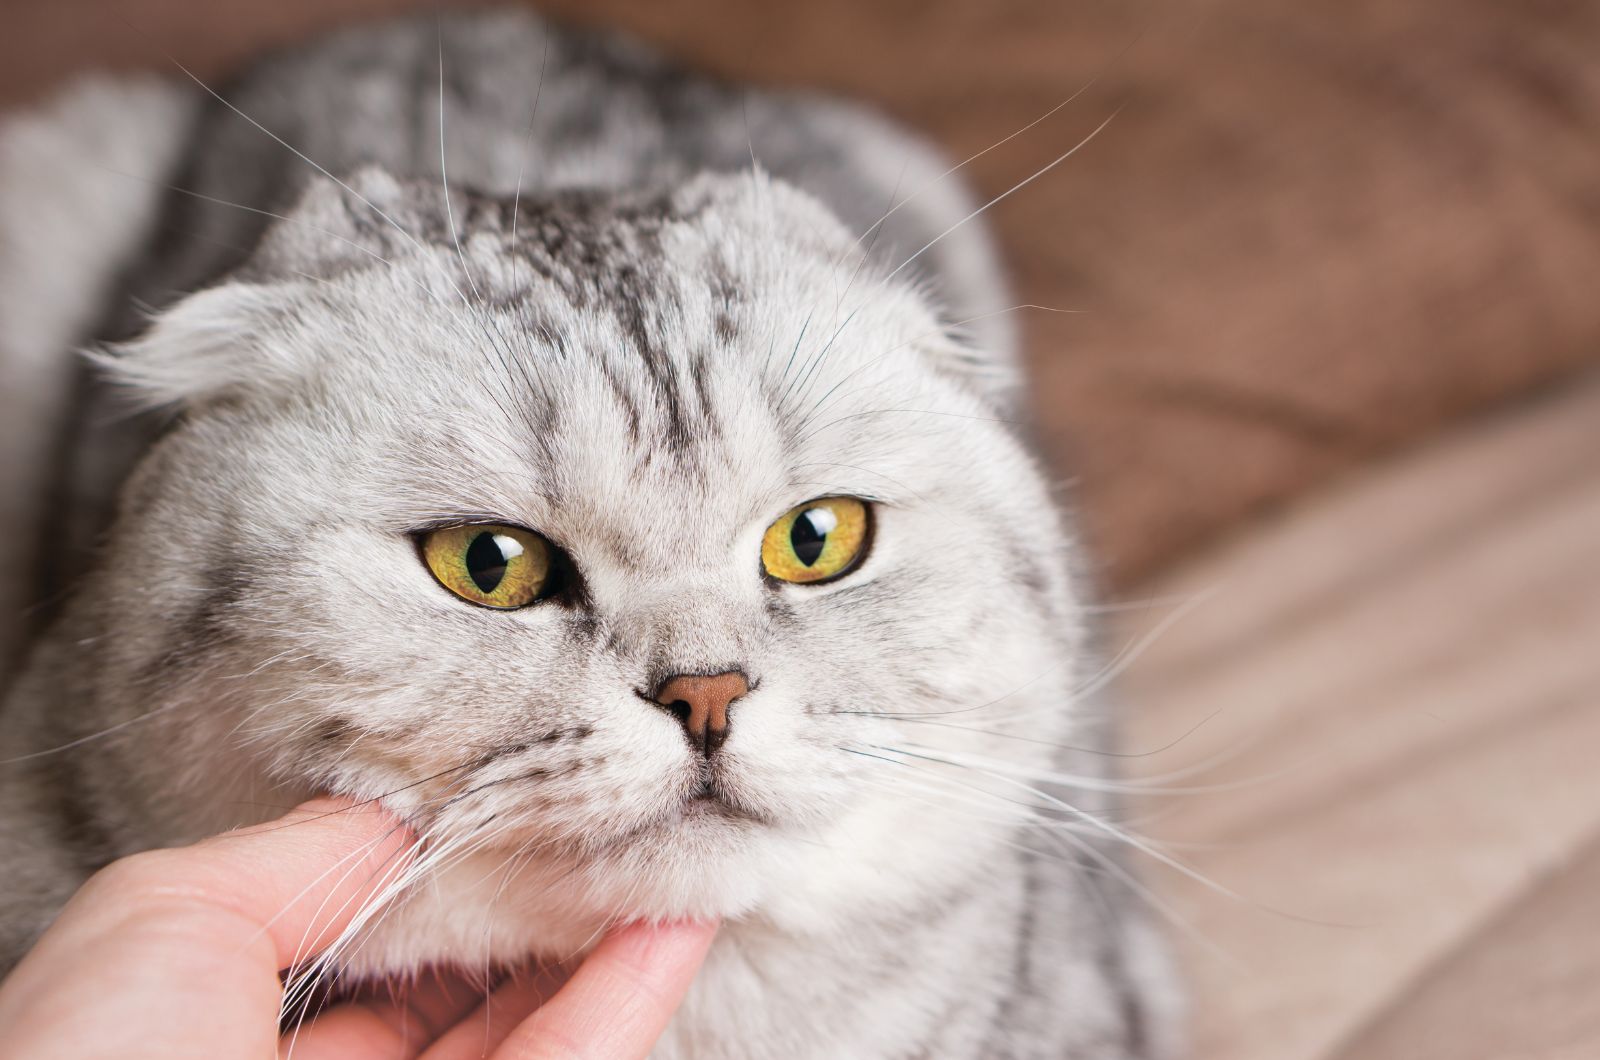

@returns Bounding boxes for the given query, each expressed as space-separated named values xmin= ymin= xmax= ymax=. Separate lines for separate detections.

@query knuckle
xmin=81 ymin=849 xmax=203 ymax=913
xmin=85 ymin=850 xmax=166 ymax=892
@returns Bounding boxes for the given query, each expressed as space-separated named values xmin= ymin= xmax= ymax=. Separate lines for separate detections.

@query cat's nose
xmin=650 ymin=671 xmax=749 ymax=755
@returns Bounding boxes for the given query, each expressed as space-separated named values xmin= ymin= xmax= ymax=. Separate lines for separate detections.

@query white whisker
xmin=881 ymin=110 xmax=1122 ymax=288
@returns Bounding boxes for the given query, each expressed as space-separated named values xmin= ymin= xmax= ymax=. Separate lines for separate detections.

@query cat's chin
xmin=336 ymin=812 xmax=790 ymax=978
xmin=337 ymin=766 xmax=1006 ymax=978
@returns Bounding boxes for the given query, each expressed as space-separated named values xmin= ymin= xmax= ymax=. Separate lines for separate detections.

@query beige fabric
xmin=1118 ymin=371 xmax=1600 ymax=1059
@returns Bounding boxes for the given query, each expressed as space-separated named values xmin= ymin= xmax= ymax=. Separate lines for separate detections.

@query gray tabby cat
xmin=0 ymin=9 xmax=1179 ymax=1057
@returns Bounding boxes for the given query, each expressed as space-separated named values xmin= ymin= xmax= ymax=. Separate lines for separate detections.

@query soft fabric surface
xmin=6 ymin=0 xmax=1599 ymax=586
xmin=1118 ymin=370 xmax=1600 ymax=1059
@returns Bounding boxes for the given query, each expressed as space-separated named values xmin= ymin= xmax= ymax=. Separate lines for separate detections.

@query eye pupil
xmin=761 ymin=497 xmax=867 ymax=585
xmin=464 ymin=531 xmax=511 ymax=593
xmin=790 ymin=508 xmax=836 ymax=567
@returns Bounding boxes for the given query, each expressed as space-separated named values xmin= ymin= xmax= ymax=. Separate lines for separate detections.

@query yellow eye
xmin=420 ymin=524 xmax=553 ymax=609
xmin=761 ymin=497 xmax=871 ymax=584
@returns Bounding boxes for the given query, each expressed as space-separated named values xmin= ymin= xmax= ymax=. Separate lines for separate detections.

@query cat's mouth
xmin=562 ymin=778 xmax=773 ymax=861
xmin=677 ymin=776 xmax=770 ymax=826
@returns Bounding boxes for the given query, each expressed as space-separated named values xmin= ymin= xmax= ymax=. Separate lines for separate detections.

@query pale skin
xmin=0 ymin=800 xmax=717 ymax=1059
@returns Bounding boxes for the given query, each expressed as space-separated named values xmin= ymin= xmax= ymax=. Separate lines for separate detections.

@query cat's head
xmin=100 ymin=168 xmax=1087 ymax=961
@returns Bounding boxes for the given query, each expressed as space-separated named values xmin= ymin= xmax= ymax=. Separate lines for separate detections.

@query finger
xmin=0 ymin=799 xmax=412 ymax=1059
xmin=285 ymin=966 xmax=506 ymax=1060
xmin=419 ymin=963 xmax=573 ymax=1060
xmin=280 ymin=1003 xmax=430 ymax=1060
xmin=492 ymin=921 xmax=718 ymax=1060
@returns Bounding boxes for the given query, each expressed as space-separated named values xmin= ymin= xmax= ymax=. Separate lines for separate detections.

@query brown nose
xmin=651 ymin=671 xmax=749 ymax=755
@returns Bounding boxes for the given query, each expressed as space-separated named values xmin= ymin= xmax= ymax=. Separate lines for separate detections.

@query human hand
xmin=0 ymin=800 xmax=717 ymax=1059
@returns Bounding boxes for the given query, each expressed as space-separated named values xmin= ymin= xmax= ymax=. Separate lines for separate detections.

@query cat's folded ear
xmin=90 ymin=279 xmax=313 ymax=407
xmin=92 ymin=168 xmax=420 ymax=406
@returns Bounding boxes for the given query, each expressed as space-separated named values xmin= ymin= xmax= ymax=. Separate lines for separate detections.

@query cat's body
xmin=0 ymin=11 xmax=1177 ymax=1057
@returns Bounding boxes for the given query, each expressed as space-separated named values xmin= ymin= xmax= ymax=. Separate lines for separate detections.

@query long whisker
xmin=869 ymin=742 xmax=1343 ymax=927
xmin=0 ymin=701 xmax=184 ymax=764
xmin=779 ymin=159 xmax=912 ymax=410
xmin=833 ymin=15 xmax=1152 ymax=278
xmin=213 ymin=756 xmax=496 ymax=839
xmin=437 ymin=28 xmax=482 ymax=303
xmin=860 ymin=584 xmax=1218 ymax=721
xmin=80 ymin=168 xmax=405 ymax=277
xmin=142 ymin=43 xmax=475 ymax=309
xmin=840 ymin=745 xmax=1241 ymax=968
xmin=431 ymin=21 xmax=554 ymax=405
xmin=111 ymin=15 xmax=555 ymax=445
xmin=831 ymin=705 xmax=1224 ymax=761
xmin=1072 ymin=583 xmax=1221 ymax=700
xmin=279 ymin=827 xmax=426 ymax=1043
xmin=269 ymin=825 xmax=413 ymax=978
xmin=887 ymin=738 xmax=1297 ymax=798
xmin=508 ymin=36 xmax=552 ymax=250
xmin=881 ymin=109 xmax=1122 ymax=288
xmin=794 ymin=305 xmax=1082 ymax=441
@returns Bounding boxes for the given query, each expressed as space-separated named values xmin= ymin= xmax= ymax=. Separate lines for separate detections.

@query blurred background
xmin=5 ymin=2 xmax=1599 ymax=1057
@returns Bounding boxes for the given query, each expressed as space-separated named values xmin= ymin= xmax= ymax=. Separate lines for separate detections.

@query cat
xmin=0 ymin=9 xmax=1179 ymax=1057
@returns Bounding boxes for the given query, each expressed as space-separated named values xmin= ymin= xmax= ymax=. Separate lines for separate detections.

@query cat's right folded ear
xmin=90 ymin=167 xmax=437 ymax=408
xmin=89 ymin=279 xmax=314 ymax=408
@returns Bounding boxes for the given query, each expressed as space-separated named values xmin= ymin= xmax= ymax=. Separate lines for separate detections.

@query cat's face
xmin=103 ymin=170 xmax=1084 ymax=959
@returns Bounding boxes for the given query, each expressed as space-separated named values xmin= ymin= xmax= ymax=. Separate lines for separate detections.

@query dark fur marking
xmin=1121 ymin=987 xmax=1150 ymax=1057
xmin=29 ymin=756 xmax=115 ymax=874
xmin=690 ymin=349 xmax=723 ymax=441
xmin=707 ymin=252 xmax=744 ymax=345
xmin=566 ymin=612 xmax=601 ymax=642
xmin=1000 ymin=536 xmax=1055 ymax=618
xmin=976 ymin=852 xmax=1042 ymax=1059
xmin=136 ymin=561 xmax=250 ymax=685
xmin=483 ymin=188 xmax=719 ymax=477
xmin=314 ymin=718 xmax=356 ymax=745
xmin=761 ymin=593 xmax=797 ymax=624
xmin=600 ymin=363 xmax=644 ymax=445
xmin=611 ymin=266 xmax=697 ymax=463
xmin=1095 ymin=881 xmax=1152 ymax=1058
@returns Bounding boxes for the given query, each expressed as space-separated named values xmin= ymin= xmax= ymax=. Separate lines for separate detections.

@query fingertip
xmin=225 ymin=796 xmax=412 ymax=847
xmin=599 ymin=919 xmax=720 ymax=972
xmin=490 ymin=919 xmax=719 ymax=1058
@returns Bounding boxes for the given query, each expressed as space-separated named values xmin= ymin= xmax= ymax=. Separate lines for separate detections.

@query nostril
xmin=647 ymin=670 xmax=750 ymax=755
